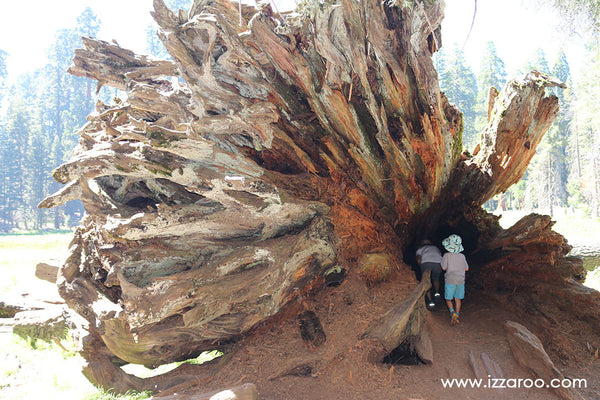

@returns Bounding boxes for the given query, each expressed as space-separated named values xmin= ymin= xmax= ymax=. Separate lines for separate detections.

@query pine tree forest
xmin=436 ymin=39 xmax=600 ymax=218
xmin=0 ymin=1 xmax=599 ymax=233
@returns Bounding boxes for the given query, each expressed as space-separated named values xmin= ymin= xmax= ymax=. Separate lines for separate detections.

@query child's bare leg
xmin=445 ymin=299 xmax=454 ymax=311
xmin=455 ymin=298 xmax=462 ymax=314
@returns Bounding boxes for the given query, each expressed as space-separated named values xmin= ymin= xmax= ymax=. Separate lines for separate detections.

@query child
xmin=441 ymin=234 xmax=469 ymax=325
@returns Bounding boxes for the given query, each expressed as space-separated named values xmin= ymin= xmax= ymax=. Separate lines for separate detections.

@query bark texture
xmin=40 ymin=0 xmax=598 ymax=394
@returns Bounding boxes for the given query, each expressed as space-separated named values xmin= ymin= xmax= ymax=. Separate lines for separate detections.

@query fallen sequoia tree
xmin=40 ymin=0 xmax=600 ymax=396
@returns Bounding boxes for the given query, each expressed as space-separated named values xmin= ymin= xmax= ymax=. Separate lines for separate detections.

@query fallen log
xmin=37 ymin=0 xmax=599 ymax=395
xmin=0 ymin=298 xmax=30 ymax=318
xmin=362 ymin=271 xmax=430 ymax=362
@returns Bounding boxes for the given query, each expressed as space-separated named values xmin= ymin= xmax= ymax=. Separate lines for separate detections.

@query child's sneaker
xmin=450 ymin=312 xmax=460 ymax=325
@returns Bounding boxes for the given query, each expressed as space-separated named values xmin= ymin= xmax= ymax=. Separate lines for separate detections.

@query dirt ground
xmin=180 ymin=268 xmax=600 ymax=400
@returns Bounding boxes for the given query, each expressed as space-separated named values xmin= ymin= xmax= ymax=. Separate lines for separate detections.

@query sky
xmin=0 ymin=0 xmax=156 ymax=79
xmin=0 ymin=0 xmax=588 ymax=83
xmin=443 ymin=0 xmax=586 ymax=80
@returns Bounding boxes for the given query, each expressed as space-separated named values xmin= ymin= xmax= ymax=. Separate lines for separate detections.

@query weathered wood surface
xmin=469 ymin=350 xmax=486 ymax=380
xmin=476 ymin=213 xmax=576 ymax=288
xmin=569 ymin=244 xmax=600 ymax=269
xmin=362 ymin=270 xmax=430 ymax=360
xmin=36 ymin=262 xmax=59 ymax=283
xmin=413 ymin=322 xmax=433 ymax=365
xmin=38 ymin=0 xmax=594 ymax=394
xmin=469 ymin=350 xmax=504 ymax=381
xmin=505 ymin=321 xmax=583 ymax=400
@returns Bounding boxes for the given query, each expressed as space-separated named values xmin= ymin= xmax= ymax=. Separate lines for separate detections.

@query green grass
xmin=0 ymin=330 xmax=154 ymax=400
xmin=0 ymin=232 xmax=224 ymax=399
xmin=83 ymin=390 xmax=153 ymax=400
xmin=0 ymin=331 xmax=94 ymax=400
xmin=0 ymin=232 xmax=72 ymax=295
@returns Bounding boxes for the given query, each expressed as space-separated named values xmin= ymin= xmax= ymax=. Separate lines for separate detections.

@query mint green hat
xmin=442 ymin=234 xmax=464 ymax=253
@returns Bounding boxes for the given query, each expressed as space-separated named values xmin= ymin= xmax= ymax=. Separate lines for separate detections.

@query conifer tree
xmin=145 ymin=23 xmax=168 ymax=58
xmin=0 ymin=49 xmax=6 ymax=80
xmin=24 ymin=111 xmax=47 ymax=230
xmin=435 ymin=44 xmax=478 ymax=151
xmin=570 ymin=43 xmax=600 ymax=216
xmin=0 ymin=121 xmax=9 ymax=231
xmin=2 ymin=99 xmax=30 ymax=229
xmin=474 ymin=41 xmax=507 ymax=136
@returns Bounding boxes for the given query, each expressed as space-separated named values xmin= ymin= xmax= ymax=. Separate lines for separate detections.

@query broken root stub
xmin=324 ymin=266 xmax=346 ymax=287
xmin=298 ymin=310 xmax=326 ymax=349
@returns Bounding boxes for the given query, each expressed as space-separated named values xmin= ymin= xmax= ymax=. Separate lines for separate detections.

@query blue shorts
xmin=445 ymin=284 xmax=465 ymax=300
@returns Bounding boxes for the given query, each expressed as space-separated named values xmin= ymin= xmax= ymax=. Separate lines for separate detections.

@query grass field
xmin=1 ymin=333 xmax=97 ymax=400
xmin=0 ymin=233 xmax=72 ymax=296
